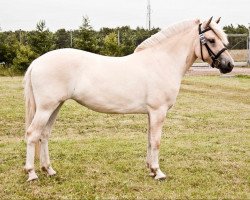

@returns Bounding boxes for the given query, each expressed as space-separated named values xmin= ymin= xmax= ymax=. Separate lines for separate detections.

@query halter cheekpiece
xmin=198 ymin=24 xmax=227 ymax=68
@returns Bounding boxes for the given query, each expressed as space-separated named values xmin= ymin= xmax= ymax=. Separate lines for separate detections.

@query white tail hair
xmin=24 ymin=65 xmax=35 ymax=131
xmin=24 ymin=64 xmax=40 ymax=157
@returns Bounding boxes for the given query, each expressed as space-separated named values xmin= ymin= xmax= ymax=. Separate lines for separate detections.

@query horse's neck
xmin=150 ymin=27 xmax=197 ymax=79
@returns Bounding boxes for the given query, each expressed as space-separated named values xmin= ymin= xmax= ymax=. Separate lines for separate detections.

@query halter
xmin=198 ymin=24 xmax=227 ymax=68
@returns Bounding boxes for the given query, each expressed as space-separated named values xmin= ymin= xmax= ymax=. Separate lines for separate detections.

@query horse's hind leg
xmin=25 ymin=104 xmax=59 ymax=181
xmin=40 ymin=103 xmax=63 ymax=176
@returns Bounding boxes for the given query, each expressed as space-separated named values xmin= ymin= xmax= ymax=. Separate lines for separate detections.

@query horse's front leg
xmin=147 ymin=107 xmax=167 ymax=180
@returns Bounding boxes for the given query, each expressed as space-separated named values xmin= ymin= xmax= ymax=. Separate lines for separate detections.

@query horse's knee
xmin=26 ymin=130 xmax=41 ymax=144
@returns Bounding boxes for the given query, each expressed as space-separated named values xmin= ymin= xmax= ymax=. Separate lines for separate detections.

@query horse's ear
xmin=195 ymin=18 xmax=201 ymax=24
xmin=204 ymin=16 xmax=213 ymax=28
xmin=215 ymin=17 xmax=221 ymax=24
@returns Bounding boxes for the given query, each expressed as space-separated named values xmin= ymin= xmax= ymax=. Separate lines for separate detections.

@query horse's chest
xmin=146 ymin=81 xmax=180 ymax=109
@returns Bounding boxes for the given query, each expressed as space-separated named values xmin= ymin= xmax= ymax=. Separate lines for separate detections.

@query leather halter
xmin=198 ymin=24 xmax=227 ymax=68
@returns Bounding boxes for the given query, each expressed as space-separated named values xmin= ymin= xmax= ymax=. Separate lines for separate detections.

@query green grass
xmin=0 ymin=75 xmax=249 ymax=199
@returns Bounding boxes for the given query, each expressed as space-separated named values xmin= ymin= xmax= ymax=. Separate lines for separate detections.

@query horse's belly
xmin=76 ymin=97 xmax=147 ymax=114
xmin=72 ymin=70 xmax=148 ymax=114
xmin=74 ymin=90 xmax=148 ymax=114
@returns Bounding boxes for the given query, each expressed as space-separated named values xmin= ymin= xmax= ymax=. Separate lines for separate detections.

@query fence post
xmin=19 ymin=29 xmax=22 ymax=44
xmin=70 ymin=30 xmax=73 ymax=48
xmin=248 ymin=23 xmax=250 ymax=66
xmin=117 ymin=29 xmax=120 ymax=46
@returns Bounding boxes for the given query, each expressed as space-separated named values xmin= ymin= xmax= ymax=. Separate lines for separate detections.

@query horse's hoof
xmin=154 ymin=170 xmax=166 ymax=180
xmin=42 ymin=166 xmax=56 ymax=176
xmin=155 ymin=174 xmax=166 ymax=180
xmin=27 ymin=170 xmax=38 ymax=181
xmin=47 ymin=167 xmax=56 ymax=176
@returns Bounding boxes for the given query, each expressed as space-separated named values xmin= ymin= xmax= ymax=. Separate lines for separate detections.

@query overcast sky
xmin=0 ymin=0 xmax=249 ymax=31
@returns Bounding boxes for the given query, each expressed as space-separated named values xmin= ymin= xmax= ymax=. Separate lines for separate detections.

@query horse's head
xmin=194 ymin=17 xmax=234 ymax=74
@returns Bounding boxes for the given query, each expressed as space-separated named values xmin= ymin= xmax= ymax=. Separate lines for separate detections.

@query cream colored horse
xmin=24 ymin=17 xmax=234 ymax=181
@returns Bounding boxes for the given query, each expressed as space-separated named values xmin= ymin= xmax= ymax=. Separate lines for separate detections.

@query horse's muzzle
xmin=213 ymin=58 xmax=234 ymax=74
xmin=218 ymin=60 xmax=234 ymax=74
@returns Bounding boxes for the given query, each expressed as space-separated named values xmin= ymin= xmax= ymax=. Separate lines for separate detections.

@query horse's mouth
xmin=219 ymin=66 xmax=233 ymax=74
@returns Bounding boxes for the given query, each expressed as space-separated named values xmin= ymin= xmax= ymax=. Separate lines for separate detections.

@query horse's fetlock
xmin=41 ymin=163 xmax=50 ymax=171
xmin=24 ymin=165 xmax=33 ymax=173
xmin=41 ymin=166 xmax=47 ymax=172
xmin=150 ymin=164 xmax=159 ymax=172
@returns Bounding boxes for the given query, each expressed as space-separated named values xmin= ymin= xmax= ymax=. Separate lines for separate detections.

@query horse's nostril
xmin=228 ymin=62 xmax=234 ymax=68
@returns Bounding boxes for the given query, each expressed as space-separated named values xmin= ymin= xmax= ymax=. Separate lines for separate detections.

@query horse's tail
xmin=24 ymin=63 xmax=40 ymax=157
xmin=24 ymin=65 xmax=35 ymax=131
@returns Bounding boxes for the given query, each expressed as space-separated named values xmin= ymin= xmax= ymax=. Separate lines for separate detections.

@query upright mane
xmin=134 ymin=19 xmax=229 ymax=52
xmin=134 ymin=19 xmax=198 ymax=52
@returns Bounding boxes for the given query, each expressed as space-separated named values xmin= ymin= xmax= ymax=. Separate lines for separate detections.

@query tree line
xmin=0 ymin=17 xmax=159 ymax=74
xmin=223 ymin=24 xmax=249 ymax=49
xmin=0 ymin=16 xmax=248 ymax=74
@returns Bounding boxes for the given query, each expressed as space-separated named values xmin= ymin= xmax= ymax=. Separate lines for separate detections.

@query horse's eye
xmin=208 ymin=39 xmax=215 ymax=44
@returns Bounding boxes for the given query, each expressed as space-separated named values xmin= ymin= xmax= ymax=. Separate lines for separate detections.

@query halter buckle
xmin=199 ymin=33 xmax=207 ymax=45
xmin=212 ymin=59 xmax=221 ymax=68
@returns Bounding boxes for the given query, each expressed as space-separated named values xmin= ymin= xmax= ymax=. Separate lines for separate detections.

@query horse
xmin=24 ymin=17 xmax=234 ymax=181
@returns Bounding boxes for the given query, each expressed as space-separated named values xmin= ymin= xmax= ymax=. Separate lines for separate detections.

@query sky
xmin=0 ymin=0 xmax=249 ymax=31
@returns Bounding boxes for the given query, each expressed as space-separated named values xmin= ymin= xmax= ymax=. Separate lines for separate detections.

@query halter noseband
xmin=198 ymin=24 xmax=227 ymax=68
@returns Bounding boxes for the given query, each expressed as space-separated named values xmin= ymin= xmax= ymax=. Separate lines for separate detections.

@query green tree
xmin=55 ymin=29 xmax=71 ymax=49
xmin=27 ymin=20 xmax=55 ymax=55
xmin=0 ymin=31 xmax=36 ymax=72
xmin=96 ymin=27 xmax=114 ymax=53
xmin=116 ymin=26 xmax=136 ymax=55
xmin=0 ymin=32 xmax=19 ymax=66
xmin=223 ymin=24 xmax=248 ymax=49
xmin=36 ymin=20 xmax=46 ymax=32
xmin=101 ymin=32 xmax=121 ymax=56
xmin=224 ymin=24 xmax=248 ymax=34
xmin=74 ymin=16 xmax=97 ymax=52
xmin=80 ymin=16 xmax=92 ymax=30
xmin=13 ymin=44 xmax=37 ymax=72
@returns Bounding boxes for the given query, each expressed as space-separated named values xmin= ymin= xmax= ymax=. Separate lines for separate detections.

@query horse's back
xmin=31 ymin=48 xmax=101 ymax=72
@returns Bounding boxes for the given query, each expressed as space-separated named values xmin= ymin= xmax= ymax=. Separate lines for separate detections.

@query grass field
xmin=0 ymin=75 xmax=249 ymax=199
